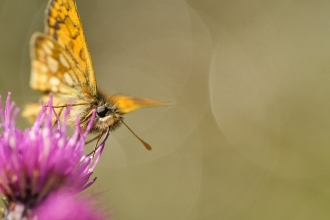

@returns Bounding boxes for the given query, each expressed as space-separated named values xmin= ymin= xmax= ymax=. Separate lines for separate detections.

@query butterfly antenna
xmin=120 ymin=119 xmax=152 ymax=150
xmin=47 ymin=103 xmax=90 ymax=108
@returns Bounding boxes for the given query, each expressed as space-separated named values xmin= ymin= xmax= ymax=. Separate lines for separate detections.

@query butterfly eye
xmin=96 ymin=106 xmax=108 ymax=117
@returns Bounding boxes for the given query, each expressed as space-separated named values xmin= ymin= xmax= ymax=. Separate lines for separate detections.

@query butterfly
xmin=23 ymin=0 xmax=166 ymax=150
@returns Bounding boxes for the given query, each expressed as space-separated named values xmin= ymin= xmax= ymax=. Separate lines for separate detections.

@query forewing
xmin=45 ymin=0 xmax=97 ymax=95
xmin=30 ymin=33 xmax=85 ymax=98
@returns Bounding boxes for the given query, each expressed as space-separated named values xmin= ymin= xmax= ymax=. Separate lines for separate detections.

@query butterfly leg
xmin=85 ymin=133 xmax=104 ymax=145
xmin=85 ymin=132 xmax=105 ymax=157
xmin=80 ymin=109 xmax=94 ymax=127
xmin=86 ymin=131 xmax=106 ymax=158
xmin=52 ymin=106 xmax=64 ymax=128
xmin=48 ymin=102 xmax=90 ymax=127
xmin=93 ymin=131 xmax=106 ymax=157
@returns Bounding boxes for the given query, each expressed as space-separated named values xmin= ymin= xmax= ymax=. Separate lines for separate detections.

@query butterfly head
xmin=75 ymin=93 xmax=123 ymax=133
xmin=89 ymin=98 xmax=123 ymax=133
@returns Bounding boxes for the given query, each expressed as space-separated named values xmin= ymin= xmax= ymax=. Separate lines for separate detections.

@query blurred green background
xmin=1 ymin=0 xmax=330 ymax=219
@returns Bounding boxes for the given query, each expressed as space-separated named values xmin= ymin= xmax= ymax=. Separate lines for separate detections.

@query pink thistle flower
xmin=0 ymin=93 xmax=109 ymax=219
xmin=32 ymin=190 xmax=109 ymax=220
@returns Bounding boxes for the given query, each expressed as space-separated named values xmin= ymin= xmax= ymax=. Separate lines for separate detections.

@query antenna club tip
xmin=142 ymin=141 xmax=152 ymax=150
xmin=121 ymin=119 xmax=153 ymax=151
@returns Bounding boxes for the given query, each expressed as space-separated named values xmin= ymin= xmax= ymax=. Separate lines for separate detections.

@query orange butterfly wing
xmin=30 ymin=33 xmax=79 ymax=96
xmin=25 ymin=0 xmax=167 ymax=121
xmin=45 ymin=0 xmax=97 ymax=95
xmin=113 ymin=95 xmax=168 ymax=114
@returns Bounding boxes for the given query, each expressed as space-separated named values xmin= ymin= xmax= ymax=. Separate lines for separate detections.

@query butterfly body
xmin=24 ymin=0 xmax=166 ymax=141
xmin=74 ymin=90 xmax=123 ymax=133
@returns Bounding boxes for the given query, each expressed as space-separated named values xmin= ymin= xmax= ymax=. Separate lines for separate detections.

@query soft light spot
xmin=58 ymin=138 xmax=65 ymax=148
xmin=29 ymin=132 xmax=36 ymax=140
xmin=11 ymin=175 xmax=18 ymax=182
xmin=46 ymin=40 xmax=54 ymax=49
xmin=38 ymin=49 xmax=46 ymax=59
xmin=50 ymin=76 xmax=60 ymax=86
xmin=9 ymin=136 xmax=16 ymax=148
xmin=59 ymin=53 xmax=70 ymax=68
xmin=68 ymin=138 xmax=76 ymax=147
xmin=100 ymin=115 xmax=113 ymax=122
xmin=40 ymin=64 xmax=49 ymax=74
xmin=42 ymin=43 xmax=52 ymax=55
xmin=64 ymin=72 xmax=74 ymax=86
xmin=42 ymin=128 xmax=49 ymax=138
xmin=47 ymin=56 xmax=59 ymax=73
xmin=39 ymin=74 xmax=48 ymax=83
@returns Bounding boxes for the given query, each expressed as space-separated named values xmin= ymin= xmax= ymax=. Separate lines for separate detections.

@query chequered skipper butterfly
xmin=23 ymin=0 xmax=166 ymax=150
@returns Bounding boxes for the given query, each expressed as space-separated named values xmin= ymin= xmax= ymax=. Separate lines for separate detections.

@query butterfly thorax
xmin=69 ymin=89 xmax=123 ymax=133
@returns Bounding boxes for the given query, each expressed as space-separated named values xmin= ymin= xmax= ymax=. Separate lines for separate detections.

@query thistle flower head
xmin=0 ymin=93 xmax=109 ymax=218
